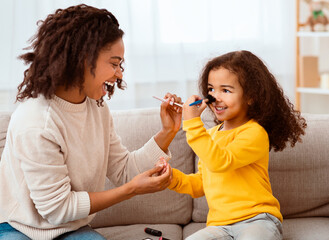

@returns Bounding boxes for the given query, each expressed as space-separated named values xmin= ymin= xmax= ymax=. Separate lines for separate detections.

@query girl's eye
xmin=208 ymin=87 xmax=214 ymax=92
xmin=223 ymin=89 xmax=231 ymax=93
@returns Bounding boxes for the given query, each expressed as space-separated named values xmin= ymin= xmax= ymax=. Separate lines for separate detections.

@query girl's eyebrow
xmin=220 ymin=84 xmax=234 ymax=89
xmin=208 ymin=83 xmax=234 ymax=89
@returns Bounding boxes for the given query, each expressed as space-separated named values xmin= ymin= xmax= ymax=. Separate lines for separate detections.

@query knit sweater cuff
xmin=136 ymin=137 xmax=172 ymax=173
xmin=76 ymin=191 xmax=91 ymax=220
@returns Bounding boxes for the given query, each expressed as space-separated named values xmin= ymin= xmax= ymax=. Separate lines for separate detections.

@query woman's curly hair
xmin=199 ymin=50 xmax=307 ymax=152
xmin=17 ymin=4 xmax=126 ymax=106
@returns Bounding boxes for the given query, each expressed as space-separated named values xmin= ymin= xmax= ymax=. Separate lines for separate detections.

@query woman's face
xmin=83 ymin=38 xmax=125 ymax=101
xmin=55 ymin=38 xmax=125 ymax=104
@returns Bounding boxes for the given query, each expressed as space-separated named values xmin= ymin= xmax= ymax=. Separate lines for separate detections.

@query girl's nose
xmin=213 ymin=92 xmax=222 ymax=102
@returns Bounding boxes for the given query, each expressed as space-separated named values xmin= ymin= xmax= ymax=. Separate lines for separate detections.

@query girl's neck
xmin=221 ymin=118 xmax=250 ymax=131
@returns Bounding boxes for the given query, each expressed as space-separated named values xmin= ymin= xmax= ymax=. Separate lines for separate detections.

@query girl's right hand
xmin=153 ymin=157 xmax=168 ymax=176
xmin=183 ymin=95 xmax=208 ymax=120
xmin=129 ymin=163 xmax=171 ymax=195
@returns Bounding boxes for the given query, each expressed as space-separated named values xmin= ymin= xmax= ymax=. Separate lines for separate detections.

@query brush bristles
xmin=206 ymin=94 xmax=216 ymax=104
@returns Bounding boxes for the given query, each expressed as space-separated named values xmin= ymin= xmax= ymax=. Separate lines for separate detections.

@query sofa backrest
xmin=269 ymin=113 xmax=329 ymax=218
xmin=192 ymin=110 xmax=329 ymax=222
xmin=90 ymin=108 xmax=195 ymax=228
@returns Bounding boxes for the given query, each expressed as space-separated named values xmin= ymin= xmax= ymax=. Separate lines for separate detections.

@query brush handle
xmin=152 ymin=96 xmax=183 ymax=108
xmin=189 ymin=99 xmax=203 ymax=106
xmin=189 ymin=95 xmax=216 ymax=106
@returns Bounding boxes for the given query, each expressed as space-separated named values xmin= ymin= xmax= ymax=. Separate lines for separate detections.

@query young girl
xmin=0 ymin=4 xmax=182 ymax=240
xmin=168 ymin=50 xmax=307 ymax=240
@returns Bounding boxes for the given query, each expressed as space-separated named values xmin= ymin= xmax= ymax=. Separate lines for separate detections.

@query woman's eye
xmin=111 ymin=63 xmax=119 ymax=67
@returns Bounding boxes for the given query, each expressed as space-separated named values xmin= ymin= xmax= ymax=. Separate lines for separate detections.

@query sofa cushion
xmin=282 ymin=217 xmax=329 ymax=240
xmin=269 ymin=114 xmax=329 ymax=218
xmin=192 ymin=110 xmax=329 ymax=222
xmin=95 ymin=223 xmax=183 ymax=240
xmin=91 ymin=108 xmax=194 ymax=227
xmin=183 ymin=218 xmax=329 ymax=240
xmin=182 ymin=222 xmax=205 ymax=239
xmin=191 ymin=157 xmax=208 ymax=223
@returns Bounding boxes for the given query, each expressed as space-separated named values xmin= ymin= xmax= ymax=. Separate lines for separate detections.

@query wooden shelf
xmin=297 ymin=31 xmax=329 ymax=37
xmin=297 ymin=87 xmax=329 ymax=95
xmin=295 ymin=0 xmax=329 ymax=112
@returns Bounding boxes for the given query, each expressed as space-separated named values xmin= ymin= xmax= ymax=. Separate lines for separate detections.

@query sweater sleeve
xmin=14 ymin=128 xmax=90 ymax=225
xmin=106 ymin=114 xmax=171 ymax=186
xmin=168 ymin=161 xmax=204 ymax=198
xmin=183 ymin=117 xmax=268 ymax=173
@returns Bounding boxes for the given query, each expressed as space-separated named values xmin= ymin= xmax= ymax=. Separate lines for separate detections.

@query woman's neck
xmin=55 ymin=86 xmax=86 ymax=104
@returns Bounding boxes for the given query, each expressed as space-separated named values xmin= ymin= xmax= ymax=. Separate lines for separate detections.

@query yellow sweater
xmin=169 ymin=117 xmax=282 ymax=226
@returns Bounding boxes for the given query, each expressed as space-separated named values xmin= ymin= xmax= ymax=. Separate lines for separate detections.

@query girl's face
xmin=207 ymin=67 xmax=249 ymax=130
xmin=55 ymin=38 xmax=124 ymax=104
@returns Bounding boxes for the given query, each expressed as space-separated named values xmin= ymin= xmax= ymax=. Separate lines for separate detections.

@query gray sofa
xmin=1 ymin=108 xmax=329 ymax=240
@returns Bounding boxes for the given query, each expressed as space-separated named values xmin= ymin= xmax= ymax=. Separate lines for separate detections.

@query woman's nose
xmin=115 ymin=67 xmax=123 ymax=79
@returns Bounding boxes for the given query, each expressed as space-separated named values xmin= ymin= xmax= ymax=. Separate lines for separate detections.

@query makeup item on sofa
xmin=159 ymin=237 xmax=170 ymax=240
xmin=152 ymin=96 xmax=183 ymax=108
xmin=144 ymin=227 xmax=162 ymax=236
xmin=189 ymin=94 xmax=216 ymax=106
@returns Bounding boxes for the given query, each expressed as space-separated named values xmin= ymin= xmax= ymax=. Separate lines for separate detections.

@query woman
xmin=0 ymin=4 xmax=182 ymax=240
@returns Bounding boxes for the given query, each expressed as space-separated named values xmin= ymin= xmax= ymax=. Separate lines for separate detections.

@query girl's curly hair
xmin=199 ymin=50 xmax=307 ymax=152
xmin=17 ymin=4 xmax=126 ymax=106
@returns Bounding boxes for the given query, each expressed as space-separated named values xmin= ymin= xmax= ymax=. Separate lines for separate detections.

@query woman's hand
xmin=154 ymin=93 xmax=183 ymax=152
xmin=183 ymin=95 xmax=208 ymax=121
xmin=160 ymin=93 xmax=183 ymax=134
xmin=88 ymin=163 xmax=172 ymax=215
xmin=129 ymin=163 xmax=172 ymax=195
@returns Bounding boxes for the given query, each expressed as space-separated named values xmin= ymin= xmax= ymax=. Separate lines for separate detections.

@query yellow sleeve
xmin=168 ymin=165 xmax=204 ymax=198
xmin=183 ymin=117 xmax=268 ymax=173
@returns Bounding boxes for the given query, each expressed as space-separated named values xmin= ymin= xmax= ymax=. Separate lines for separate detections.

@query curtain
xmin=0 ymin=0 xmax=296 ymax=111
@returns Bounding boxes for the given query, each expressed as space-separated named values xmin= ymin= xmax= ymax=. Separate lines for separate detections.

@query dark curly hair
xmin=199 ymin=50 xmax=307 ymax=152
xmin=16 ymin=4 xmax=126 ymax=107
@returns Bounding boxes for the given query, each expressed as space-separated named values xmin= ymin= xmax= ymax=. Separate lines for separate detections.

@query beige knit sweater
xmin=0 ymin=95 xmax=170 ymax=240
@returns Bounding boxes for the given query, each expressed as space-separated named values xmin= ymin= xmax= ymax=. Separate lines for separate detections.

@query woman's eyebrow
xmin=110 ymin=56 xmax=123 ymax=61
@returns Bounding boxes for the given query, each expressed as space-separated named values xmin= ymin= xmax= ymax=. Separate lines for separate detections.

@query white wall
xmin=1 ymin=0 xmax=318 ymax=113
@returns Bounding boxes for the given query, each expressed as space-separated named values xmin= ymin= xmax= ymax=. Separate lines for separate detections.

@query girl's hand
xmin=155 ymin=157 xmax=172 ymax=181
xmin=129 ymin=164 xmax=172 ymax=195
xmin=153 ymin=157 xmax=168 ymax=176
xmin=183 ymin=95 xmax=208 ymax=120
xmin=160 ymin=93 xmax=183 ymax=134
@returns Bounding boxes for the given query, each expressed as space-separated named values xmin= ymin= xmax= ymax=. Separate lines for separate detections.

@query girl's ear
xmin=247 ymin=98 xmax=253 ymax=106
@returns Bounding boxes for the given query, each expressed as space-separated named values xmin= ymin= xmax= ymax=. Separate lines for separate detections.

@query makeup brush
xmin=189 ymin=94 xmax=216 ymax=106
xmin=152 ymin=96 xmax=183 ymax=108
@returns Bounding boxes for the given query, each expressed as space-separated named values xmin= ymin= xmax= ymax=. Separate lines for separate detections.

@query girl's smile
xmin=212 ymin=105 xmax=228 ymax=114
